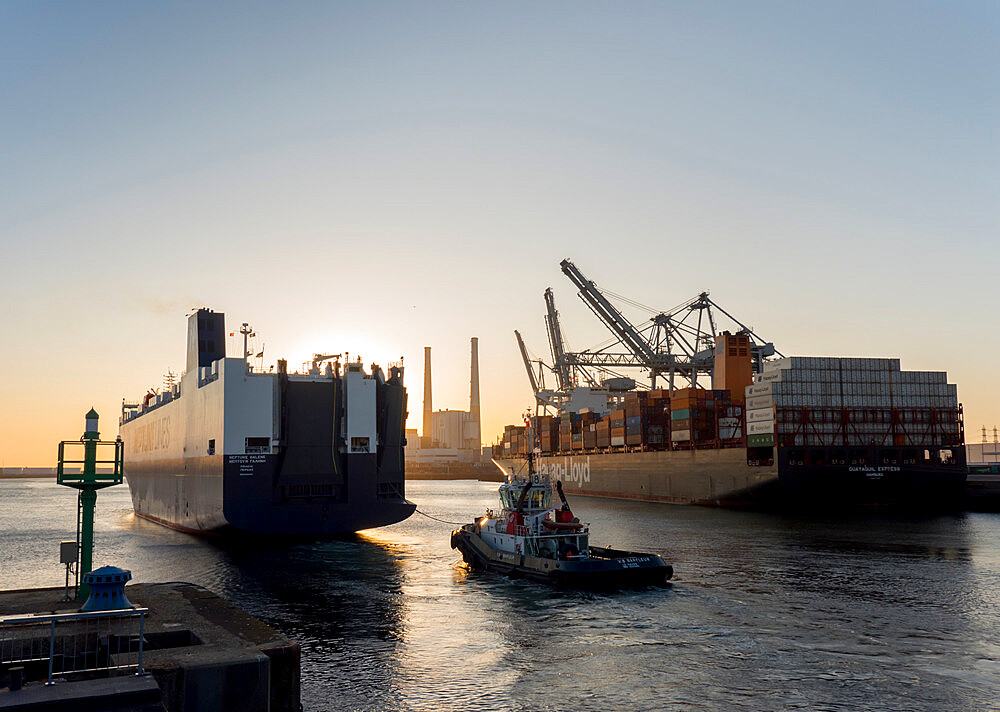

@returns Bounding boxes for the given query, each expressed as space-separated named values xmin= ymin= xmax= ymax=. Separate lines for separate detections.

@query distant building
xmin=968 ymin=443 xmax=1000 ymax=464
xmin=404 ymin=429 xmax=421 ymax=458
xmin=411 ymin=339 xmax=482 ymax=464
xmin=430 ymin=409 xmax=478 ymax=450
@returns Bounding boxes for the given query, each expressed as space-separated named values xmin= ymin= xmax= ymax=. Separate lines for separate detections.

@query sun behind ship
xmin=119 ymin=308 xmax=415 ymax=535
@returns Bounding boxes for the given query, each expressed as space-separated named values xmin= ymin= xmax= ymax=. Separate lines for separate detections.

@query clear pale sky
xmin=1 ymin=2 xmax=997 ymax=465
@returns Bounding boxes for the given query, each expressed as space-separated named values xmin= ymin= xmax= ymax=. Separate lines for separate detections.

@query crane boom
xmin=514 ymin=330 xmax=540 ymax=397
xmin=513 ymin=258 xmax=782 ymax=409
xmin=560 ymin=259 xmax=657 ymax=363
xmin=543 ymin=288 xmax=572 ymax=391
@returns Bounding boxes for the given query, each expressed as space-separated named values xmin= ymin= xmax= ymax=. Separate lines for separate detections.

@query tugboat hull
xmin=451 ymin=525 xmax=672 ymax=589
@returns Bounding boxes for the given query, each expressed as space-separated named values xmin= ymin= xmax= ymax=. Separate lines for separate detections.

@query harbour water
xmin=2 ymin=478 xmax=999 ymax=711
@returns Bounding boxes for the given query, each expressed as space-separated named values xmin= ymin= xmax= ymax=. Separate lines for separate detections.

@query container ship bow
xmin=119 ymin=308 xmax=414 ymax=535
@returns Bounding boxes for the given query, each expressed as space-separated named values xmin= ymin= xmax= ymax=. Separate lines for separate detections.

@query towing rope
xmin=413 ymin=508 xmax=468 ymax=526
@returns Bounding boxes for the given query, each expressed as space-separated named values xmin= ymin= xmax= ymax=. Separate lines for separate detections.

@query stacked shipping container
xmin=536 ymin=415 xmax=558 ymax=453
xmin=670 ymin=387 xmax=714 ymax=444
xmin=500 ymin=424 xmax=528 ymax=456
xmin=491 ymin=387 xmax=746 ymax=457
xmin=745 ymin=357 xmax=962 ymax=448
xmin=625 ymin=390 xmax=670 ymax=447
xmin=492 ymin=358 xmax=960 ymax=460
xmin=668 ymin=388 xmax=746 ymax=445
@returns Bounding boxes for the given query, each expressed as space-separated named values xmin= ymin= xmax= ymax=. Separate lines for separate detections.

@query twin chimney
xmin=421 ymin=338 xmax=481 ymax=452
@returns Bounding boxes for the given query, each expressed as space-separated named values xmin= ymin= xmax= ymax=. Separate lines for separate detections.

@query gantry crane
xmin=543 ymin=288 xmax=573 ymax=392
xmin=559 ymin=259 xmax=779 ymax=388
xmin=515 ymin=259 xmax=782 ymax=412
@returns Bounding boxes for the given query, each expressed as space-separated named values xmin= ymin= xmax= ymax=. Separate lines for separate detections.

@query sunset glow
xmin=1 ymin=2 xmax=997 ymax=465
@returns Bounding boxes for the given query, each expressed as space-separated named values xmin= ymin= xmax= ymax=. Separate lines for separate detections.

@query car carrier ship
xmin=494 ymin=337 xmax=967 ymax=510
xmin=118 ymin=308 xmax=415 ymax=535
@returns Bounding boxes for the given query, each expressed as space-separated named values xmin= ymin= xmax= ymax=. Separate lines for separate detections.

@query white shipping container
xmin=746 ymin=395 xmax=774 ymax=410
xmin=611 ymin=436 xmax=625 ymax=447
xmin=719 ymin=417 xmax=741 ymax=429
xmin=746 ymin=382 xmax=775 ymax=398
xmin=670 ymin=430 xmax=690 ymax=442
xmin=748 ymin=420 xmax=775 ymax=434
xmin=747 ymin=407 xmax=774 ymax=423
xmin=762 ymin=358 xmax=788 ymax=373
xmin=755 ymin=370 xmax=783 ymax=384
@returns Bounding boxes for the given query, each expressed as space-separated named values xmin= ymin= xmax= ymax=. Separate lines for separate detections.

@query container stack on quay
xmin=744 ymin=357 xmax=963 ymax=450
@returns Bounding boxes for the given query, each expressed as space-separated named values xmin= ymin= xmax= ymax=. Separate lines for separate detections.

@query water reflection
xmin=2 ymin=479 xmax=999 ymax=711
xmin=193 ymin=534 xmax=411 ymax=709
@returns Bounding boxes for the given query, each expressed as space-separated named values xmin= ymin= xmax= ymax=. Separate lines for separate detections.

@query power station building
xmin=405 ymin=338 xmax=485 ymax=467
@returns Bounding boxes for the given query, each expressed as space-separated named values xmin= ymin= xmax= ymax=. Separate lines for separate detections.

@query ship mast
xmin=239 ymin=323 xmax=254 ymax=369
xmin=525 ymin=409 xmax=536 ymax=476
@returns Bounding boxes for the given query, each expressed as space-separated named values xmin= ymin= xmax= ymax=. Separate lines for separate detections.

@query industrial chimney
xmin=422 ymin=346 xmax=433 ymax=449
xmin=469 ymin=337 xmax=481 ymax=453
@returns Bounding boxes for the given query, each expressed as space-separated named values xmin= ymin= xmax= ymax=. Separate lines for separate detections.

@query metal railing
xmin=0 ymin=607 xmax=147 ymax=684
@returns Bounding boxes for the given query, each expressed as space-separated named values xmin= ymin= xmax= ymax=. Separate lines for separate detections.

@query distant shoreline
xmin=1 ymin=468 xmax=57 ymax=480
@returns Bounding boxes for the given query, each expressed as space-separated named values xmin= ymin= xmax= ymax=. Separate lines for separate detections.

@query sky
xmin=1 ymin=1 xmax=997 ymax=465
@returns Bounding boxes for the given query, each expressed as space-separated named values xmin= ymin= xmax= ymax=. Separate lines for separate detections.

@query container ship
xmin=119 ymin=308 xmax=415 ymax=535
xmin=493 ymin=333 xmax=967 ymax=510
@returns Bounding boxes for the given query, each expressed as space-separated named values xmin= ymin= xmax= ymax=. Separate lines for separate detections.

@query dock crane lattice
xmin=515 ymin=259 xmax=783 ymax=413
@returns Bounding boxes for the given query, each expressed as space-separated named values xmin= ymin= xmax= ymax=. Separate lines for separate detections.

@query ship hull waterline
xmin=493 ymin=448 xmax=967 ymax=511
xmin=125 ymin=467 xmax=416 ymax=537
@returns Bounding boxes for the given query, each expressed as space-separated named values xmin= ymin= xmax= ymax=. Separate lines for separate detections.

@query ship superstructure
xmin=119 ymin=308 xmax=414 ymax=535
xmin=451 ymin=465 xmax=672 ymax=587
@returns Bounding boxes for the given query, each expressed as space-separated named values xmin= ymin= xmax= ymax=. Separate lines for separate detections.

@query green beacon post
xmin=57 ymin=408 xmax=124 ymax=600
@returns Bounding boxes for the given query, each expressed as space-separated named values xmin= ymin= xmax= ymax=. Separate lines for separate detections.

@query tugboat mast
xmin=524 ymin=408 xmax=536 ymax=477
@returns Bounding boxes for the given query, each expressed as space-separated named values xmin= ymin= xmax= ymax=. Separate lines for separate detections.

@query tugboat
xmin=451 ymin=454 xmax=673 ymax=588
